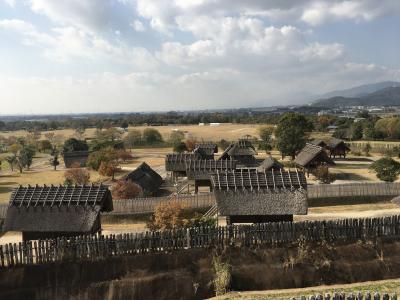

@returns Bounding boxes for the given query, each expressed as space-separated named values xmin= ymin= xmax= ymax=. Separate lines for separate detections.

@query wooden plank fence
xmin=290 ymin=292 xmax=397 ymax=300
xmin=307 ymin=182 xmax=400 ymax=199
xmin=1 ymin=215 xmax=400 ymax=268
xmin=107 ymin=193 xmax=215 ymax=215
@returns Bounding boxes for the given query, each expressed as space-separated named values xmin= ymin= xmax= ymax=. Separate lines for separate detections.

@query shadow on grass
xmin=333 ymin=172 xmax=371 ymax=181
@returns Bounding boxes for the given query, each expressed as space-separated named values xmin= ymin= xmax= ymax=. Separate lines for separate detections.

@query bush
xmin=142 ymin=128 xmax=163 ymax=145
xmin=173 ymin=142 xmax=188 ymax=153
xmin=64 ymin=166 xmax=90 ymax=185
xmin=98 ymin=161 xmax=120 ymax=179
xmin=370 ymin=157 xmax=400 ymax=182
xmin=111 ymin=180 xmax=142 ymax=199
xmin=147 ymin=201 xmax=189 ymax=231
xmin=212 ymin=256 xmax=231 ymax=296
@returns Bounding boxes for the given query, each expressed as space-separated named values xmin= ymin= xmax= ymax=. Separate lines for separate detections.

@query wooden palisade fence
xmin=290 ymin=292 xmax=397 ymax=300
xmin=1 ymin=215 xmax=400 ymax=268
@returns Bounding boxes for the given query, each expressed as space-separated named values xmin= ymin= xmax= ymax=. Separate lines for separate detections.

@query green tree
xmin=63 ymin=138 xmax=88 ymax=152
xmin=169 ymin=130 xmax=185 ymax=145
xmin=350 ymin=122 xmax=363 ymax=140
xmin=5 ymin=155 xmax=16 ymax=172
xmin=142 ymin=128 xmax=163 ymax=145
xmin=257 ymin=126 xmax=274 ymax=153
xmin=363 ymin=143 xmax=372 ymax=156
xmin=49 ymin=147 xmax=60 ymax=170
xmin=18 ymin=145 xmax=36 ymax=171
xmin=275 ymin=113 xmax=313 ymax=159
xmin=370 ymin=157 xmax=400 ymax=182
xmin=123 ymin=129 xmax=142 ymax=150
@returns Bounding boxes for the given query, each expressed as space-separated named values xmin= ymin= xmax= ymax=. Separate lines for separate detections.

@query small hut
xmin=125 ymin=162 xmax=163 ymax=196
xmin=3 ymin=184 xmax=113 ymax=241
xmin=257 ymin=157 xmax=283 ymax=172
xmin=63 ymin=150 xmax=89 ymax=168
xmin=295 ymin=143 xmax=335 ymax=175
xmin=328 ymin=139 xmax=351 ymax=158
xmin=218 ymin=140 xmax=258 ymax=167
xmin=211 ymin=169 xmax=308 ymax=224
xmin=310 ymin=139 xmax=328 ymax=149
xmin=185 ymin=159 xmax=237 ymax=193
xmin=193 ymin=142 xmax=218 ymax=159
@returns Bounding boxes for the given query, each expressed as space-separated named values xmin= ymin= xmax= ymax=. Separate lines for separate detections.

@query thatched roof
xmin=193 ymin=143 xmax=218 ymax=157
xmin=3 ymin=185 xmax=112 ymax=234
xmin=63 ymin=150 xmax=89 ymax=168
xmin=310 ymin=139 xmax=327 ymax=148
xmin=294 ymin=143 xmax=334 ymax=168
xmin=328 ymin=138 xmax=351 ymax=151
xmin=165 ymin=153 xmax=201 ymax=172
xmin=257 ymin=157 xmax=283 ymax=171
xmin=211 ymin=169 xmax=307 ymax=216
xmin=218 ymin=140 xmax=257 ymax=161
xmin=185 ymin=159 xmax=237 ymax=180
xmin=125 ymin=162 xmax=162 ymax=194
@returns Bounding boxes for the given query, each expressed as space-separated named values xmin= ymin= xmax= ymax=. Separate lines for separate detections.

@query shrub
xmin=147 ymin=201 xmax=190 ymax=231
xmin=185 ymin=139 xmax=197 ymax=152
xmin=370 ymin=157 xmax=400 ymax=182
xmin=212 ymin=256 xmax=231 ymax=296
xmin=116 ymin=149 xmax=133 ymax=162
xmin=64 ymin=166 xmax=90 ymax=185
xmin=173 ymin=142 xmax=188 ymax=153
xmin=98 ymin=161 xmax=120 ymax=179
xmin=111 ymin=180 xmax=142 ymax=199
xmin=142 ymin=128 xmax=163 ymax=145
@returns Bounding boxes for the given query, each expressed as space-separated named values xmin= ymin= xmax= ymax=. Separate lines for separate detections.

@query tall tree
xmin=275 ymin=113 xmax=313 ymax=159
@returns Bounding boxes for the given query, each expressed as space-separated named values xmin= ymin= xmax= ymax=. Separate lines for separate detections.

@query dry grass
xmin=211 ymin=278 xmax=400 ymax=300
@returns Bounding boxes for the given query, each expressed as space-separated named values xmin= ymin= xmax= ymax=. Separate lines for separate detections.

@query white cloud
xmin=29 ymin=0 xmax=119 ymax=33
xmin=131 ymin=20 xmax=145 ymax=32
xmin=3 ymin=0 xmax=16 ymax=7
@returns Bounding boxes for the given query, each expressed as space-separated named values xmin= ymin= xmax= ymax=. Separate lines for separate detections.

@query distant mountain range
xmin=311 ymin=81 xmax=400 ymax=108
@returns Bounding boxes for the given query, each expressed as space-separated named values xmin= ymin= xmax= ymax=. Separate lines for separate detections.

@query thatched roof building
xmin=218 ymin=140 xmax=258 ymax=167
xmin=63 ymin=150 xmax=89 ymax=168
xmin=310 ymin=139 xmax=328 ymax=148
xmin=257 ymin=157 xmax=283 ymax=171
xmin=211 ymin=169 xmax=308 ymax=223
xmin=3 ymin=184 xmax=113 ymax=241
xmin=193 ymin=143 xmax=218 ymax=159
xmin=328 ymin=138 xmax=351 ymax=158
xmin=125 ymin=162 xmax=163 ymax=196
xmin=295 ymin=143 xmax=334 ymax=172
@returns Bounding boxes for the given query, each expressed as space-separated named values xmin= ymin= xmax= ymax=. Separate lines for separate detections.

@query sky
xmin=0 ymin=0 xmax=400 ymax=115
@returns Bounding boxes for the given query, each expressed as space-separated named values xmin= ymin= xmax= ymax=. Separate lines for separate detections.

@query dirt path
xmin=210 ymin=278 xmax=400 ymax=299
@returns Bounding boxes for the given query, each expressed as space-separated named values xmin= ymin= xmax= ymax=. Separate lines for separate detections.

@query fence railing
xmin=307 ymin=182 xmax=400 ymax=199
xmin=290 ymin=292 xmax=397 ymax=300
xmin=1 ymin=215 xmax=400 ymax=268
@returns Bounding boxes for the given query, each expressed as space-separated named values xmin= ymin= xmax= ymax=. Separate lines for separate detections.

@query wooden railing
xmin=0 ymin=215 xmax=400 ymax=268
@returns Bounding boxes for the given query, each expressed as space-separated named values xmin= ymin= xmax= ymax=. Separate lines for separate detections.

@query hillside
xmin=316 ymin=81 xmax=400 ymax=99
xmin=312 ymin=86 xmax=400 ymax=107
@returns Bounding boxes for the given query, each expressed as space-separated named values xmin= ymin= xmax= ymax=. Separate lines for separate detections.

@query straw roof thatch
xmin=3 ymin=185 xmax=112 ymax=235
xmin=125 ymin=162 xmax=162 ymax=194
xmin=294 ymin=143 xmax=334 ymax=168
xmin=211 ymin=169 xmax=308 ymax=216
